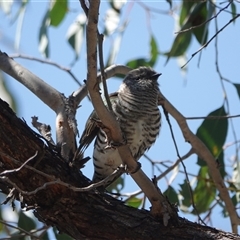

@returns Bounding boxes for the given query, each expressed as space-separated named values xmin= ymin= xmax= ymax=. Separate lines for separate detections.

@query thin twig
xmin=1 ymin=167 xmax=125 ymax=195
xmin=163 ymin=107 xmax=207 ymax=226
xmin=181 ymin=13 xmax=240 ymax=69
xmin=175 ymin=1 xmax=232 ymax=34
xmin=9 ymin=53 xmax=83 ymax=86
xmin=79 ymin=0 xmax=89 ymax=16
xmin=211 ymin=0 xmax=237 ymax=15
xmin=144 ymin=154 xmax=169 ymax=183
xmin=156 ymin=149 xmax=195 ymax=181
xmin=98 ymin=33 xmax=112 ymax=111
xmin=185 ymin=114 xmax=240 ymax=120
xmin=0 ymin=151 xmax=58 ymax=180
xmin=137 ymin=1 xmax=172 ymax=15
xmin=158 ymin=92 xmax=240 ymax=233
xmin=214 ymin=14 xmax=240 ymax=168
xmin=0 ymin=152 xmax=38 ymax=176
xmin=0 ymin=219 xmax=39 ymax=239
xmin=0 ymin=150 xmax=126 ymax=193
xmin=85 ymin=0 xmax=178 ymax=222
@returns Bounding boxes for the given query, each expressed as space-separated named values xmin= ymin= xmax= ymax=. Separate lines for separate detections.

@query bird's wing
xmin=78 ymin=110 xmax=100 ymax=155
xmin=77 ymin=92 xmax=119 ymax=155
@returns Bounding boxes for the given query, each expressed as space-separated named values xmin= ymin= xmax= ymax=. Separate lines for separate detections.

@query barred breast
xmin=92 ymin=67 xmax=161 ymax=182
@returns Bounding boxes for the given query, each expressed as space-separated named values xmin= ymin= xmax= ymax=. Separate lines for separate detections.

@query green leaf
xmin=126 ymin=197 xmax=143 ymax=208
xmin=106 ymin=176 xmax=124 ymax=193
xmin=42 ymin=231 xmax=50 ymax=240
xmin=126 ymin=58 xmax=151 ymax=69
xmin=234 ymin=83 xmax=240 ymax=100
xmin=179 ymin=2 xmax=213 ymax=46
xmin=49 ymin=0 xmax=68 ymax=27
xmin=66 ymin=13 xmax=86 ymax=62
xmin=192 ymin=166 xmax=216 ymax=214
xmin=126 ymin=35 xmax=158 ymax=68
xmin=39 ymin=10 xmax=50 ymax=58
xmin=179 ymin=180 xmax=192 ymax=208
xmin=191 ymin=2 xmax=208 ymax=45
xmin=179 ymin=1 xmax=196 ymax=26
xmin=196 ymin=105 xmax=228 ymax=177
xmin=149 ymin=35 xmax=158 ymax=66
xmin=231 ymin=2 xmax=237 ymax=23
xmin=193 ymin=1 xmax=214 ymax=45
xmin=216 ymin=151 xmax=226 ymax=178
xmin=18 ymin=210 xmax=36 ymax=232
xmin=165 ymin=28 xmax=192 ymax=61
xmin=164 ymin=186 xmax=179 ymax=205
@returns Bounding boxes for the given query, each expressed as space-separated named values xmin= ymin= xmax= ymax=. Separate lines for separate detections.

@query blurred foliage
xmin=0 ymin=0 xmax=239 ymax=238
xmin=126 ymin=197 xmax=143 ymax=209
xmin=196 ymin=105 xmax=228 ymax=176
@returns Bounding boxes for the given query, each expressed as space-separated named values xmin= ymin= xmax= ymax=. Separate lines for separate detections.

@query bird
xmin=77 ymin=66 xmax=162 ymax=187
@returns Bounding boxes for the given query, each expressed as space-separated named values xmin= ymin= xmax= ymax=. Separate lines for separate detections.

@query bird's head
xmin=123 ymin=66 xmax=161 ymax=90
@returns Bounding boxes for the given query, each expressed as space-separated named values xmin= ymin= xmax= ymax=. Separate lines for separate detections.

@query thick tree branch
xmin=0 ymin=99 xmax=239 ymax=239
xmin=73 ymin=64 xmax=131 ymax=104
xmin=0 ymin=50 xmax=131 ymax=160
xmin=0 ymin=50 xmax=77 ymax=159
xmin=0 ymin=51 xmax=62 ymax=112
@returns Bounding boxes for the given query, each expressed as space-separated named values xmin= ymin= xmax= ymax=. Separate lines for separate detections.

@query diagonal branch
xmin=0 ymin=51 xmax=63 ymax=112
xmin=158 ymin=92 xmax=240 ymax=233
xmin=85 ymin=0 xmax=177 ymax=223
xmin=181 ymin=13 xmax=240 ymax=69
xmin=9 ymin=53 xmax=83 ymax=86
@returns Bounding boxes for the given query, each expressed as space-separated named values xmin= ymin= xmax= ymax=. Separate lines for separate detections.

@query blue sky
xmin=0 ymin=0 xmax=240 ymax=233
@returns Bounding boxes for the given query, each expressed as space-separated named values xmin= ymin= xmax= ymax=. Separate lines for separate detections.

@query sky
xmin=0 ymin=0 xmax=240 ymax=234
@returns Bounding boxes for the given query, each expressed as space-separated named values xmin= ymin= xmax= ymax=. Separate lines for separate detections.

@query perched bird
xmin=78 ymin=66 xmax=161 ymax=186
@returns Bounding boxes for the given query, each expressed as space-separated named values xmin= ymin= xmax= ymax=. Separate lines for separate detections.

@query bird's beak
xmin=150 ymin=73 xmax=162 ymax=81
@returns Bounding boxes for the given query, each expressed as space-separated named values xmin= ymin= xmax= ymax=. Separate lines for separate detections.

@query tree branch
xmin=0 ymin=92 xmax=239 ymax=239
xmin=0 ymin=51 xmax=77 ymax=159
xmin=0 ymin=51 xmax=62 ymax=112
xmin=85 ymin=0 xmax=178 ymax=223
xmin=159 ymin=92 xmax=240 ymax=233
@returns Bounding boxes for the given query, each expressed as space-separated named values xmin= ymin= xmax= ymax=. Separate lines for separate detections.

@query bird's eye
xmin=135 ymin=75 xmax=141 ymax=80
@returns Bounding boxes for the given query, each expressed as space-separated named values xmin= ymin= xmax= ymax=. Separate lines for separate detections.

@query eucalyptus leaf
xmin=66 ymin=13 xmax=86 ymax=61
xmin=233 ymin=83 xmax=240 ymax=100
xmin=179 ymin=180 xmax=192 ymax=208
xmin=192 ymin=166 xmax=216 ymax=214
xmin=196 ymin=105 xmax=228 ymax=175
xmin=38 ymin=10 xmax=50 ymax=58
xmin=231 ymin=2 xmax=237 ymax=23
xmin=164 ymin=186 xmax=179 ymax=205
xmin=18 ymin=210 xmax=36 ymax=232
xmin=49 ymin=0 xmax=68 ymax=27
xmin=126 ymin=197 xmax=143 ymax=208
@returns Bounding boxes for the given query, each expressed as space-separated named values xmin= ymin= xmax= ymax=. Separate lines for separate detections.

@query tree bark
xmin=0 ymin=98 xmax=238 ymax=240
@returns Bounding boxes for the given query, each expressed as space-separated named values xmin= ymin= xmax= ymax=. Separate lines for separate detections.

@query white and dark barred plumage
xmin=79 ymin=67 xmax=161 ymax=185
